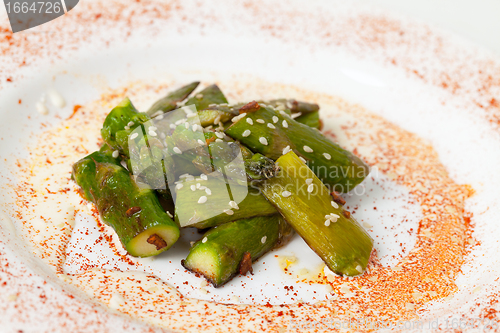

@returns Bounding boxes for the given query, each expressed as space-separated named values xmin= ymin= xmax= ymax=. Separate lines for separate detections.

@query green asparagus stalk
xmin=258 ymin=151 xmax=373 ymax=276
xmin=181 ymin=215 xmax=293 ymax=287
xmin=72 ymin=147 xmax=180 ymax=257
xmin=174 ymin=175 xmax=277 ymax=229
xmin=185 ymin=84 xmax=232 ymax=127
xmin=146 ymin=81 xmax=200 ymax=116
xmin=295 ymin=111 xmax=321 ymax=129
xmin=225 ymin=102 xmax=369 ymax=192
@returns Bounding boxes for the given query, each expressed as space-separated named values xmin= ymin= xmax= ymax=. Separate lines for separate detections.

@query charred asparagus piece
xmin=146 ymin=81 xmax=200 ymax=116
xmin=181 ymin=215 xmax=293 ymax=287
xmin=174 ymin=175 xmax=277 ymax=229
xmin=225 ymin=103 xmax=369 ymax=192
xmin=72 ymin=147 xmax=180 ymax=257
xmin=259 ymin=151 xmax=373 ymax=276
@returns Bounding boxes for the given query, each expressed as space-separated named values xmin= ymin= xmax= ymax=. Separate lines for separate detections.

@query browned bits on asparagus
xmin=126 ymin=206 xmax=142 ymax=217
xmin=331 ymin=191 xmax=346 ymax=206
xmin=239 ymin=101 xmax=261 ymax=114
xmin=238 ymin=252 xmax=253 ymax=275
xmin=147 ymin=234 xmax=168 ymax=250
xmin=343 ymin=211 xmax=351 ymax=219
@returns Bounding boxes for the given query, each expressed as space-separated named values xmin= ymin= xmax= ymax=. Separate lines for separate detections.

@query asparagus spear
xmin=181 ymin=215 xmax=293 ymax=287
xmin=295 ymin=111 xmax=321 ymax=129
xmin=174 ymin=175 xmax=277 ymax=229
xmin=146 ymin=81 xmax=200 ymax=116
xmin=72 ymin=147 xmax=180 ymax=257
xmin=225 ymin=102 xmax=369 ymax=192
xmin=259 ymin=151 xmax=373 ymax=276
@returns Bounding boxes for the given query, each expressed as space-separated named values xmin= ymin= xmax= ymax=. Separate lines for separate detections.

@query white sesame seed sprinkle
xmin=205 ymin=188 xmax=212 ymax=195
xmin=356 ymin=265 xmax=363 ymax=273
xmin=148 ymin=130 xmax=157 ymax=137
xmin=202 ymin=237 xmax=208 ymax=243
xmin=192 ymin=124 xmax=199 ymax=132
xmin=242 ymin=129 xmax=251 ymax=137
xmin=127 ymin=121 xmax=135 ymax=127
xmin=272 ymin=116 xmax=279 ymax=123
xmin=175 ymin=119 xmax=186 ymax=125
xmin=112 ymin=150 xmax=119 ymax=158
xmin=197 ymin=139 xmax=205 ymax=145
xmin=184 ymin=122 xmax=189 ymax=129
xmin=323 ymin=153 xmax=332 ymax=160
xmin=282 ymin=120 xmax=288 ymax=128
xmin=299 ymin=156 xmax=307 ymax=163
xmin=303 ymin=145 xmax=313 ymax=153
xmin=256 ymin=119 xmax=265 ymax=124
xmin=130 ymin=133 xmax=139 ymax=140
xmin=196 ymin=183 xmax=201 ymax=189
xmin=176 ymin=183 xmax=183 ymax=190
xmin=229 ymin=201 xmax=239 ymax=209
xmin=224 ymin=209 xmax=234 ymax=215
xmin=214 ymin=115 xmax=221 ymax=125
xmin=156 ymin=115 xmax=164 ymax=120
xmin=305 ymin=178 xmax=313 ymax=185
xmin=124 ymin=126 xmax=130 ymax=130
xmin=173 ymin=147 xmax=182 ymax=154
xmin=170 ymin=124 xmax=177 ymax=129
xmin=190 ymin=185 xmax=196 ymax=191
xmin=196 ymin=94 xmax=203 ymax=99
xmin=291 ymin=112 xmax=302 ymax=119
xmin=215 ymin=138 xmax=223 ymax=143
xmin=324 ymin=220 xmax=331 ymax=227
xmin=282 ymin=145 xmax=292 ymax=155
xmin=281 ymin=191 xmax=292 ymax=198
xmin=331 ymin=201 xmax=339 ymax=209
xmin=166 ymin=211 xmax=173 ymax=218
xmin=307 ymin=184 xmax=314 ymax=193
xmin=149 ymin=126 xmax=157 ymax=131
xmin=261 ymin=236 xmax=267 ymax=244
xmin=259 ymin=137 xmax=268 ymax=145
xmin=267 ymin=123 xmax=276 ymax=129
xmin=279 ymin=110 xmax=288 ymax=116
xmin=200 ymin=174 xmax=208 ymax=180
xmin=246 ymin=118 xmax=254 ymax=125
xmin=198 ymin=196 xmax=208 ymax=204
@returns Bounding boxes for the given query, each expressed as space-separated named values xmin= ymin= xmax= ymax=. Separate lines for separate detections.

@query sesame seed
xmin=272 ymin=116 xmax=279 ymax=123
xmin=281 ymin=191 xmax=291 ymax=198
xmin=200 ymin=174 xmax=208 ymax=180
xmin=256 ymin=119 xmax=265 ymax=124
xmin=192 ymin=124 xmax=199 ymax=132
xmin=331 ymin=201 xmax=339 ymax=209
xmin=303 ymin=145 xmax=313 ymax=153
xmin=223 ymin=209 xmax=234 ymax=215
xmin=173 ymin=147 xmax=182 ymax=154
xmin=197 ymin=139 xmax=205 ymax=145
xmin=190 ymin=185 xmax=196 ymax=191
xmin=282 ymin=145 xmax=292 ymax=155
xmin=267 ymin=123 xmax=276 ymax=129
xmin=356 ymin=265 xmax=363 ymax=273
xmin=175 ymin=119 xmax=186 ymax=125
xmin=112 ymin=150 xmax=119 ymax=158
xmin=205 ymin=188 xmax=212 ymax=195
xmin=246 ymin=118 xmax=254 ymax=125
xmin=196 ymin=183 xmax=201 ymax=189
xmin=187 ymin=113 xmax=197 ymax=118
xmin=282 ymin=120 xmax=288 ymax=128
xmin=128 ymin=121 xmax=135 ymax=127
xmin=179 ymin=173 xmax=190 ymax=178
xmin=176 ymin=183 xmax=183 ymax=190
xmin=307 ymin=184 xmax=314 ymax=193
xmin=299 ymin=156 xmax=307 ymax=163
xmin=261 ymin=236 xmax=267 ymax=244
xmin=160 ymin=133 xmax=166 ymax=139
xmin=170 ymin=124 xmax=176 ymax=129
xmin=166 ymin=211 xmax=173 ymax=218
xmin=130 ymin=133 xmax=139 ymax=140
xmin=231 ymin=113 xmax=246 ymax=123
xmin=198 ymin=196 xmax=208 ymax=204
xmin=324 ymin=220 xmax=331 ymax=227
xmin=199 ymin=186 xmax=206 ymax=190
xmin=291 ymin=112 xmax=302 ymax=119
xmin=124 ymin=126 xmax=130 ymax=130
xmin=323 ymin=153 xmax=331 ymax=160
xmin=156 ymin=115 xmax=164 ymax=120
xmin=220 ymin=103 xmax=228 ymax=107
xmin=149 ymin=126 xmax=157 ymax=131
xmin=276 ymin=104 xmax=286 ymax=111
xmin=242 ymin=129 xmax=251 ymax=137
xmin=214 ymin=132 xmax=223 ymax=139
xmin=184 ymin=122 xmax=190 ymax=129
xmin=229 ymin=201 xmax=239 ymax=209
xmin=149 ymin=130 xmax=157 ymax=137
xmin=202 ymin=237 xmax=208 ymax=243
xmin=215 ymin=138 xmax=223 ymax=143
xmin=259 ymin=137 xmax=268 ymax=145
xmin=214 ymin=115 xmax=221 ymax=125
xmin=279 ymin=110 xmax=288 ymax=116
xmin=196 ymin=94 xmax=203 ymax=99
xmin=305 ymin=178 xmax=313 ymax=185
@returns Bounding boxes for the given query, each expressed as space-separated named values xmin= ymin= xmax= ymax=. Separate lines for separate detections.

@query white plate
xmin=1 ymin=0 xmax=500 ymax=332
